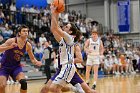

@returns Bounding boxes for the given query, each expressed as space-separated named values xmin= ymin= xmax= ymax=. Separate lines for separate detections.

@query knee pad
xmin=19 ymin=79 xmax=27 ymax=90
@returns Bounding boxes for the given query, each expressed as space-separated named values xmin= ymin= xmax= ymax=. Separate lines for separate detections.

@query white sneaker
xmin=131 ymin=71 xmax=136 ymax=74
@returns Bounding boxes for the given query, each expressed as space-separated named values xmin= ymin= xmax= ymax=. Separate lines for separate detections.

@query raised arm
xmin=50 ymin=5 xmax=65 ymax=42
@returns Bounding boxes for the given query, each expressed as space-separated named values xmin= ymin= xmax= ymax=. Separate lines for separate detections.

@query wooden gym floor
xmin=5 ymin=74 xmax=140 ymax=93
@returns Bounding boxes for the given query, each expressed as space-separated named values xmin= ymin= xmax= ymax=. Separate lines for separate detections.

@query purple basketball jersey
xmin=0 ymin=37 xmax=27 ymax=80
xmin=0 ymin=38 xmax=27 ymax=67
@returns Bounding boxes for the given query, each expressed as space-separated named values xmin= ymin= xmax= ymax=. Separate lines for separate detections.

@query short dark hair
xmin=17 ymin=25 xmax=29 ymax=36
xmin=17 ymin=25 xmax=29 ymax=32
xmin=74 ymin=30 xmax=82 ymax=42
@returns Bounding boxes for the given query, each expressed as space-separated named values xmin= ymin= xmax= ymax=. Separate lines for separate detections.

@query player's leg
xmin=86 ymin=58 xmax=92 ymax=84
xmin=0 ymin=68 xmax=9 ymax=93
xmin=80 ymin=82 xmax=97 ymax=93
xmin=69 ymin=72 xmax=85 ymax=93
xmin=16 ymin=72 xmax=27 ymax=93
xmin=0 ymin=76 xmax=7 ymax=93
xmin=13 ymin=67 xmax=27 ymax=93
xmin=41 ymin=69 xmax=60 ymax=93
xmin=50 ymin=64 xmax=76 ymax=93
xmin=92 ymin=64 xmax=99 ymax=89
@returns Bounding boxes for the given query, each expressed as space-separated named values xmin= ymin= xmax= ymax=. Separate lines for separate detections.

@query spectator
xmin=1 ymin=24 xmax=13 ymax=39
xmin=34 ymin=42 xmax=43 ymax=61
xmin=104 ymin=55 xmax=113 ymax=74
xmin=39 ymin=33 xmax=47 ymax=46
xmin=42 ymin=41 xmax=54 ymax=84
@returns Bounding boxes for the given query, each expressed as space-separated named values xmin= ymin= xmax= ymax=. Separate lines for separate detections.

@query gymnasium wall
xmin=66 ymin=0 xmax=140 ymax=42
xmin=66 ymin=0 xmax=105 ymax=25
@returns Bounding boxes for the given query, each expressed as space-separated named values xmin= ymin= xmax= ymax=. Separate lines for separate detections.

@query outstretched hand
xmin=35 ymin=61 xmax=42 ymax=67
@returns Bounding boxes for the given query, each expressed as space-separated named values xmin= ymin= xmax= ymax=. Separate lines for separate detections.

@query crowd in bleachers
xmin=0 ymin=2 xmax=140 ymax=77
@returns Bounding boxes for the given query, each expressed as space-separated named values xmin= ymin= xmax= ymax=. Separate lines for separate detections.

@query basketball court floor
xmin=5 ymin=74 xmax=140 ymax=93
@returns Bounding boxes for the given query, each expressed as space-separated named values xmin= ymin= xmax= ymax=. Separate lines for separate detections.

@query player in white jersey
xmin=48 ymin=5 xmax=79 ymax=93
xmin=84 ymin=28 xmax=104 ymax=89
xmin=41 ymin=30 xmax=97 ymax=93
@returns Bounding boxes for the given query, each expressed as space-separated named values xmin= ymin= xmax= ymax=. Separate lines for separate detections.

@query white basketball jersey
xmin=59 ymin=38 xmax=74 ymax=65
xmin=88 ymin=38 xmax=100 ymax=56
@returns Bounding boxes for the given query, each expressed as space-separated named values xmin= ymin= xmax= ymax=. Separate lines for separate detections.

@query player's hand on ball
xmin=50 ymin=4 xmax=57 ymax=13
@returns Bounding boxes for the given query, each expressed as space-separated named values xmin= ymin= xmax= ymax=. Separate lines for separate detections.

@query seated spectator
xmin=34 ymin=42 xmax=43 ymax=61
xmin=39 ymin=33 xmax=47 ymax=46
xmin=111 ymin=54 xmax=120 ymax=75
xmin=119 ymin=54 xmax=128 ymax=74
xmin=104 ymin=55 xmax=113 ymax=74
xmin=126 ymin=56 xmax=136 ymax=74
xmin=1 ymin=24 xmax=13 ymax=39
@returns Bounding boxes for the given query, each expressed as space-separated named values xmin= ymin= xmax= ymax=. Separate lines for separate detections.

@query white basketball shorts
xmin=86 ymin=55 xmax=100 ymax=66
xmin=52 ymin=63 xmax=76 ymax=87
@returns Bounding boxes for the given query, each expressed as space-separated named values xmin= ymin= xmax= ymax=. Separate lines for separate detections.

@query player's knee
xmin=19 ymin=79 xmax=27 ymax=90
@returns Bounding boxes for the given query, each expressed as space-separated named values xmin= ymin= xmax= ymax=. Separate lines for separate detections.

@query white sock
xmin=74 ymin=83 xmax=85 ymax=93
xmin=70 ymin=85 xmax=77 ymax=92
xmin=93 ymin=81 xmax=96 ymax=85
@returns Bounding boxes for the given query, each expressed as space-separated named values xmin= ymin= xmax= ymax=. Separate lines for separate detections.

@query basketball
xmin=52 ymin=0 xmax=65 ymax=13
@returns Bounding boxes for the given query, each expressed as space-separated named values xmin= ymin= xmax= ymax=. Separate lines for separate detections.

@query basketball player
xmin=41 ymin=29 xmax=96 ymax=93
xmin=41 ymin=4 xmax=96 ymax=93
xmin=41 ymin=30 xmax=85 ymax=93
xmin=84 ymin=28 xmax=104 ymax=89
xmin=0 ymin=25 xmax=42 ymax=93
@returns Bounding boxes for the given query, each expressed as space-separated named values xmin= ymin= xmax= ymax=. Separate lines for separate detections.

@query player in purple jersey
xmin=0 ymin=25 xmax=42 ymax=93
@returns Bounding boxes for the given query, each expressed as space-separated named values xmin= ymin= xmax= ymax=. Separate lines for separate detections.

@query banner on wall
xmin=16 ymin=0 xmax=48 ymax=9
xmin=117 ymin=0 xmax=130 ymax=33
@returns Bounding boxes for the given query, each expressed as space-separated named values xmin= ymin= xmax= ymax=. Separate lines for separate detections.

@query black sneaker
xmin=92 ymin=84 xmax=96 ymax=90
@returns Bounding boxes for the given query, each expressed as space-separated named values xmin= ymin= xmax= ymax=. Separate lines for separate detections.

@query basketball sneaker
xmin=92 ymin=84 xmax=96 ymax=90
xmin=74 ymin=83 xmax=85 ymax=93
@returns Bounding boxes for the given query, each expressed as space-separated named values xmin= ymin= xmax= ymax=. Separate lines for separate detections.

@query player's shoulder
xmin=6 ymin=38 xmax=16 ymax=43
xmin=26 ymin=41 xmax=32 ymax=47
